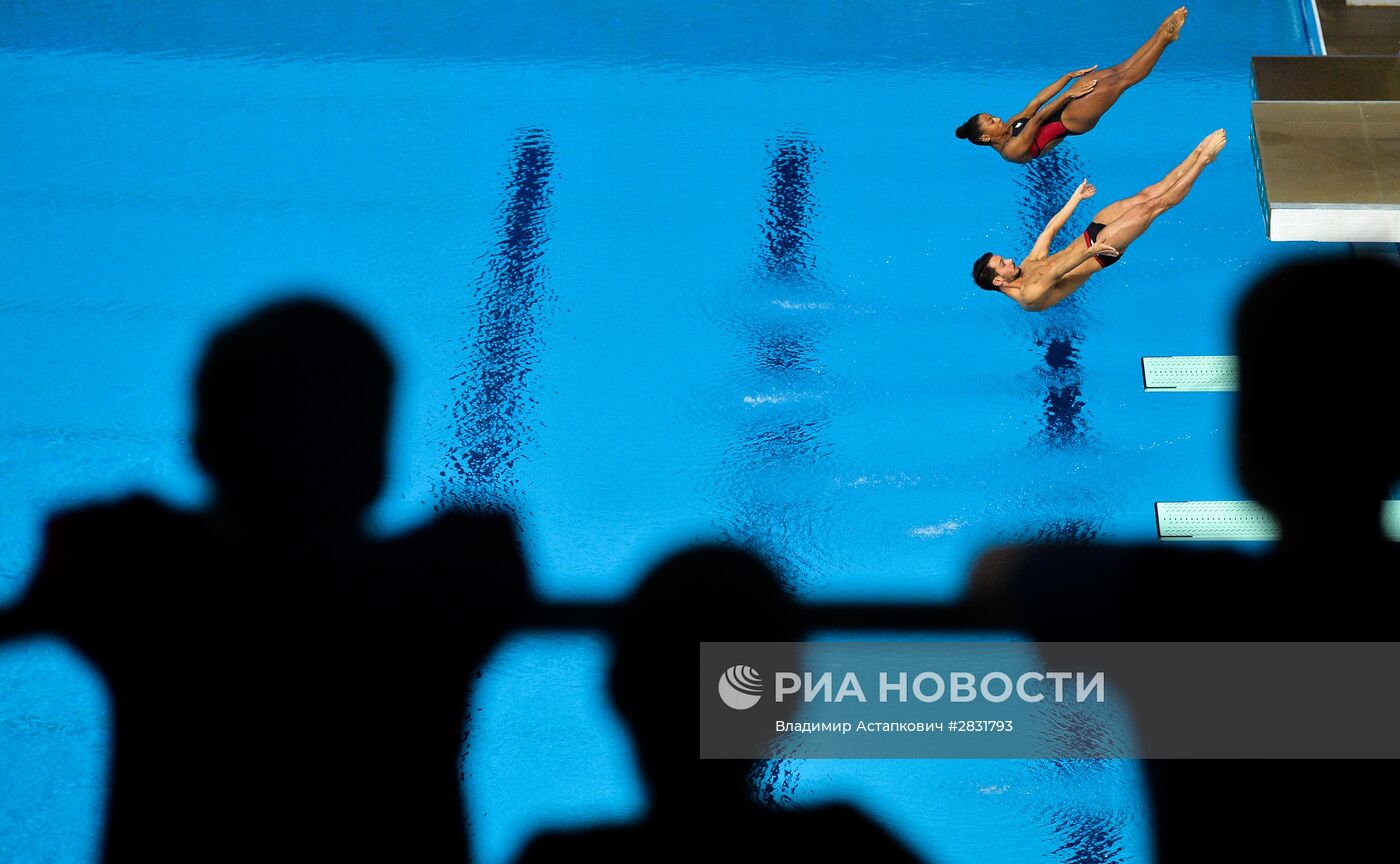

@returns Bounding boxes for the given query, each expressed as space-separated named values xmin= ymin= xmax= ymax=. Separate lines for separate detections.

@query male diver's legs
xmin=1095 ymin=129 xmax=1224 ymax=256
xmin=1089 ymin=133 xmax=1212 ymax=225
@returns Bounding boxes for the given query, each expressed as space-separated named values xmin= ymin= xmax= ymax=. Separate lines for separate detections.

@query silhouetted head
xmin=1233 ymin=256 xmax=1400 ymax=541
xmin=193 ymin=296 xmax=393 ymax=531
xmin=610 ymin=545 xmax=802 ymax=810
xmin=955 ymin=112 xmax=1003 ymax=146
xmin=972 ymin=252 xmax=1018 ymax=291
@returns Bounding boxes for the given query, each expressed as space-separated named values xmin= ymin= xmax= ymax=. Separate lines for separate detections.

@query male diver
xmin=971 ymin=129 xmax=1225 ymax=312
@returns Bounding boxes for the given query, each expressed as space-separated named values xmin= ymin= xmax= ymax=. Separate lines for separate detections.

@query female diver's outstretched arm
xmin=1012 ymin=66 xmax=1097 ymax=123
xmin=1001 ymin=77 xmax=1098 ymax=162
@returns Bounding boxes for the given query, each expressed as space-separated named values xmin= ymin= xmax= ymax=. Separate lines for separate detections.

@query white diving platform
xmin=1156 ymin=500 xmax=1400 ymax=541
xmin=1251 ymin=57 xmax=1400 ymax=242
xmin=1141 ymin=356 xmax=1238 ymax=392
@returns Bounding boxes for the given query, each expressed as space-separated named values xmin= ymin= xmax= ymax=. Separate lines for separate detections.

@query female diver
xmin=955 ymin=7 xmax=1188 ymax=163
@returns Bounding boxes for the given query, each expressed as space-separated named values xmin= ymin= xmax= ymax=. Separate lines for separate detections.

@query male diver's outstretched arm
xmin=1030 ymin=179 xmax=1096 ymax=259
xmin=1013 ymin=66 xmax=1097 ymax=122
xmin=1050 ymin=240 xmax=1117 ymax=281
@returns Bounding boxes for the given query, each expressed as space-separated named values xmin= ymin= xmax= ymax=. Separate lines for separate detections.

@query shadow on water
xmin=717 ymin=133 xmax=835 ymax=593
xmin=441 ymin=129 xmax=555 ymax=510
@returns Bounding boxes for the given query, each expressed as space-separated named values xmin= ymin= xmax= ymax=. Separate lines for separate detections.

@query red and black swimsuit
xmin=1010 ymin=107 xmax=1078 ymax=158
xmin=1081 ymin=221 xmax=1120 ymax=268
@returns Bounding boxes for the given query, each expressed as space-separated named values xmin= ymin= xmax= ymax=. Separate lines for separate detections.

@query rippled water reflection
xmin=442 ymin=130 xmax=555 ymax=509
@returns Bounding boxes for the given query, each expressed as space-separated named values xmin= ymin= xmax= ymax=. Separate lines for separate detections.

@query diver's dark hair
xmin=955 ymin=114 xmax=990 ymax=145
xmin=971 ymin=252 xmax=999 ymax=290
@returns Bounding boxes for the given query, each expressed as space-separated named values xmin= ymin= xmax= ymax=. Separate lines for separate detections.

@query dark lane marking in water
xmin=1041 ymin=333 xmax=1086 ymax=447
xmin=1017 ymin=148 xmax=1123 ymax=863
xmin=1049 ymin=805 xmax=1124 ymax=864
xmin=720 ymin=133 xmax=834 ymax=597
xmin=1016 ymin=148 xmax=1091 ymax=450
xmin=440 ymin=129 xmax=555 ymax=510
xmin=712 ymin=134 xmax=825 ymax=813
xmin=1029 ymin=517 xmax=1100 ymax=544
xmin=442 ymin=129 xmax=554 ymax=794
xmin=762 ymin=139 xmax=821 ymax=281
xmin=1014 ymin=154 xmax=1103 ymax=537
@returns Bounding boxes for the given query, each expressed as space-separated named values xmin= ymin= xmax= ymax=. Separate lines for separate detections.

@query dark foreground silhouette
xmin=0 ymin=298 xmax=532 ymax=862
xmin=971 ymin=255 xmax=1400 ymax=861
xmin=516 ymin=546 xmax=925 ymax=864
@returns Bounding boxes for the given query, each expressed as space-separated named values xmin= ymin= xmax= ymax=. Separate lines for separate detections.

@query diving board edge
xmin=1141 ymin=355 xmax=1239 ymax=392
xmin=1156 ymin=500 xmax=1400 ymax=541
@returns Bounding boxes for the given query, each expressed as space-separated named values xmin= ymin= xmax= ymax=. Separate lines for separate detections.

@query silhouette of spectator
xmin=0 ymin=298 xmax=532 ymax=863
xmin=1233 ymin=255 xmax=1400 ymax=613
xmin=516 ymin=545 xmax=925 ymax=864
xmin=969 ymin=254 xmax=1400 ymax=861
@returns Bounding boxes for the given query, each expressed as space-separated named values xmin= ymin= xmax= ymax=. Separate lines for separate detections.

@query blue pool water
xmin=1 ymin=1 xmax=1328 ymax=861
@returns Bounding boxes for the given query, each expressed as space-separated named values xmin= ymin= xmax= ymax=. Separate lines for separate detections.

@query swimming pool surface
xmin=1 ymin=1 xmax=1328 ymax=861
